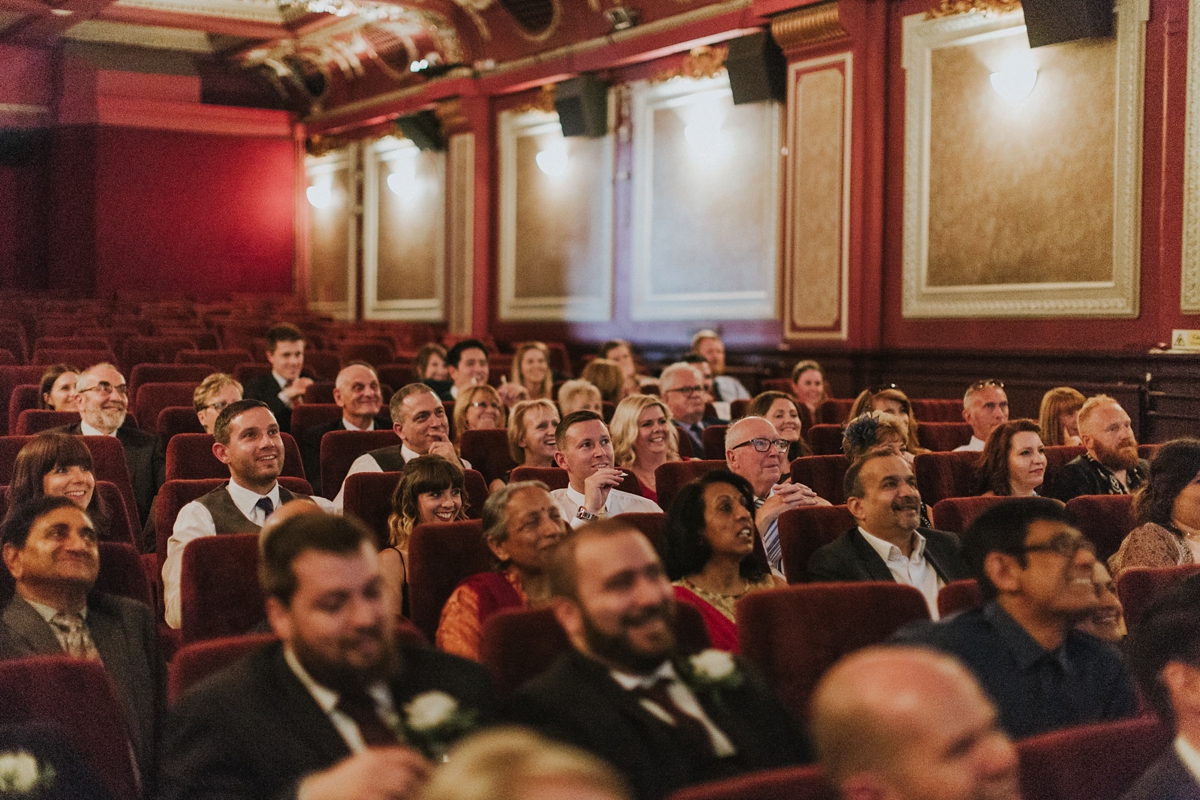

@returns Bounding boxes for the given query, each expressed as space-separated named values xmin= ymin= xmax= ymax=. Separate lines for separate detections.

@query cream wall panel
xmin=305 ymin=147 xmax=356 ymax=320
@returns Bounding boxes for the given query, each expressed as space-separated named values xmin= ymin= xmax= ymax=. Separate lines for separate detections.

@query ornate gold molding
xmin=650 ymin=45 xmax=728 ymax=83
xmin=511 ymin=84 xmax=557 ymax=115
xmin=434 ymin=98 xmax=471 ymax=134
xmin=771 ymin=2 xmax=847 ymax=50
xmin=924 ymin=0 xmax=1021 ymax=19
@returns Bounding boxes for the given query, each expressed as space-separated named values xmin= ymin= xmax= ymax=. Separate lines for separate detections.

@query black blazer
xmin=55 ymin=421 xmax=165 ymax=526
xmin=242 ymin=373 xmax=313 ymax=434
xmin=161 ymin=640 xmax=494 ymax=800
xmin=0 ymin=593 xmax=166 ymax=792
xmin=806 ymin=527 xmax=969 ymax=584
xmin=299 ymin=416 xmax=391 ymax=494
xmin=503 ymin=650 xmax=811 ymax=800
xmin=1120 ymin=747 xmax=1200 ymax=800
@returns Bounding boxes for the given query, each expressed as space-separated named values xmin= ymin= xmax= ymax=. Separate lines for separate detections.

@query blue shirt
xmin=894 ymin=601 xmax=1138 ymax=739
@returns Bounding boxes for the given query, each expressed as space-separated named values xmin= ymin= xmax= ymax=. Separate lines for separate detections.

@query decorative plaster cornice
xmin=650 ymin=44 xmax=726 ymax=83
xmin=770 ymin=1 xmax=846 ymax=51
xmin=924 ymin=0 xmax=1021 ymax=19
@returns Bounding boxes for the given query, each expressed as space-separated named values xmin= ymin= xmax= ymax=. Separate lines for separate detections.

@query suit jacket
xmin=0 ymin=592 xmax=166 ymax=791
xmin=161 ymin=640 xmax=495 ymax=800
xmin=56 ymin=421 xmax=165 ymax=526
xmin=503 ymin=650 xmax=811 ymax=800
xmin=1121 ymin=746 xmax=1200 ymax=800
xmin=673 ymin=417 xmax=726 ymax=459
xmin=299 ymin=416 xmax=390 ymax=495
xmin=806 ymin=526 xmax=969 ymax=584
xmin=242 ymin=373 xmax=313 ymax=434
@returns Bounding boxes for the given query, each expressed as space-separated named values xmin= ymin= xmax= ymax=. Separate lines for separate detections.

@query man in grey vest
xmin=163 ymin=400 xmax=331 ymax=629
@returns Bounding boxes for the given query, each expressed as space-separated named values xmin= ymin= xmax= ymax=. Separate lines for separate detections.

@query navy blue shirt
xmin=894 ymin=601 xmax=1138 ymax=739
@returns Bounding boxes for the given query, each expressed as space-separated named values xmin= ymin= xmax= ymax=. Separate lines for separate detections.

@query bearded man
xmin=1051 ymin=395 xmax=1148 ymax=502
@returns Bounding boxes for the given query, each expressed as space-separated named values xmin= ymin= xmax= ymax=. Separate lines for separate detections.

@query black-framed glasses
xmin=730 ymin=437 xmax=789 ymax=454
xmin=79 ymin=382 xmax=127 ymax=397
xmin=970 ymin=379 xmax=1005 ymax=391
xmin=666 ymin=386 xmax=704 ymax=396
xmin=1021 ymin=533 xmax=1095 ymax=558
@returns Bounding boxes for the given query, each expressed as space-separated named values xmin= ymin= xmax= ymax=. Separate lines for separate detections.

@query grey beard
xmin=85 ymin=407 xmax=126 ymax=434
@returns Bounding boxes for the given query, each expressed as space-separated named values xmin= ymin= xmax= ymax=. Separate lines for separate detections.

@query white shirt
xmin=953 ymin=436 xmax=986 ymax=452
xmin=858 ymin=526 xmax=943 ymax=620
xmin=271 ymin=371 xmax=294 ymax=406
xmin=331 ymin=444 xmax=471 ymax=511
xmin=342 ymin=418 xmax=376 ymax=432
xmin=80 ymin=420 xmax=117 ymax=437
xmin=713 ymin=375 xmax=750 ymax=402
xmin=163 ymin=479 xmax=334 ymax=628
xmin=283 ymin=645 xmax=397 ymax=754
xmin=1176 ymin=736 xmax=1200 ymax=786
xmin=610 ymin=661 xmax=736 ymax=757
xmin=551 ymin=485 xmax=660 ymax=529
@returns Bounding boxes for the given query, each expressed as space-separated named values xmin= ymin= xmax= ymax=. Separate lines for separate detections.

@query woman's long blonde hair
xmin=510 ymin=342 xmax=553 ymax=400
xmin=610 ymin=394 xmax=679 ymax=468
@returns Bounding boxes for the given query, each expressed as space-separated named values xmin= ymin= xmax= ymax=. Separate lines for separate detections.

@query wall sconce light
xmin=683 ymin=101 xmax=729 ymax=162
xmin=603 ymin=7 xmax=638 ymax=32
xmin=536 ymin=139 xmax=569 ymax=177
xmin=990 ymin=51 xmax=1038 ymax=104
xmin=306 ymin=183 xmax=333 ymax=208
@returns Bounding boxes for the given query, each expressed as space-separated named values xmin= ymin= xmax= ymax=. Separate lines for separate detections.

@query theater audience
xmin=611 ymin=394 xmax=681 ymax=505
xmin=811 ymin=646 xmax=1020 ymax=800
xmin=446 ymin=339 xmax=490 ymax=399
xmin=551 ymin=411 xmax=659 ymax=526
xmin=558 ymin=379 xmax=603 ymax=417
xmin=691 ymin=329 xmax=750 ymax=402
xmin=661 ymin=362 xmax=723 ymax=457
xmin=453 ymin=384 xmax=507 ymax=445
xmin=746 ymin=391 xmax=812 ymax=462
xmin=601 ymin=339 xmax=651 ymax=397
xmin=954 ymin=379 xmax=1010 ymax=452
xmin=1039 ymin=386 xmax=1086 ymax=447
xmin=511 ymin=342 xmax=554 ymax=401
xmin=1077 ymin=561 xmax=1126 ymax=644
xmin=580 ymin=359 xmax=625 ymax=405
xmin=6 ymin=432 xmax=111 ymax=540
xmin=895 ymin=497 xmax=1138 ymax=738
xmin=381 ymin=455 xmax=468 ymax=620
xmin=1108 ymin=438 xmax=1200 ymax=579
xmin=847 ymin=385 xmax=926 ymax=456
xmin=843 ymin=411 xmax=934 ymax=527
xmin=38 ymin=363 xmax=78 ymax=411
xmin=300 ymin=363 xmax=387 ymax=493
xmin=241 ymin=323 xmax=312 ymax=433
xmin=416 ymin=342 xmax=453 ymax=401
xmin=503 ymin=519 xmax=811 ymax=800
xmin=977 ymin=419 xmax=1047 ymax=498
xmin=663 ymin=470 xmax=781 ymax=652
xmin=161 ymin=512 xmax=494 ymax=800
xmin=0 ymin=496 xmax=165 ymax=792
xmin=192 ymin=372 xmax=243 ymax=435
xmin=1052 ymin=394 xmax=1148 ymax=502
xmin=807 ymin=452 xmax=967 ymax=618
xmin=437 ymin=481 xmax=568 ymax=660
xmin=790 ymin=359 xmax=827 ymax=424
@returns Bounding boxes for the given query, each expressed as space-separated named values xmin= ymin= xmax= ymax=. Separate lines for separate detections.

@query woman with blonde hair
xmin=558 ymin=379 xmax=603 ymax=416
xmin=510 ymin=342 xmax=553 ymax=401
xmin=610 ymin=394 xmax=680 ymax=504
xmin=453 ymin=384 xmax=507 ymax=444
xmin=580 ymin=358 xmax=625 ymax=404
xmin=847 ymin=385 xmax=927 ymax=456
xmin=381 ymin=455 xmax=468 ymax=618
xmin=1039 ymin=386 xmax=1086 ymax=447
xmin=497 ymin=398 xmax=560 ymax=492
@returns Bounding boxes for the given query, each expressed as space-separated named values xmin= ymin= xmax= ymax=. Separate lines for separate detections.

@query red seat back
xmin=908 ymin=398 xmax=964 ymax=423
xmin=337 ymin=341 xmax=394 ymax=367
xmin=407 ymin=520 xmax=491 ymax=642
xmin=760 ymin=378 xmax=795 ymax=395
xmin=7 ymin=383 xmax=40 ymax=432
xmin=790 ymin=454 xmax=850 ymax=505
xmin=460 ymin=428 xmax=518 ymax=486
xmin=509 ymin=466 xmax=569 ymax=490
xmin=737 ymin=583 xmax=930 ymax=723
xmin=95 ymin=481 xmax=138 ymax=548
xmin=233 ymin=362 xmax=270 ymax=384
xmin=128 ymin=364 xmax=213 ymax=407
xmin=1065 ymin=494 xmax=1136 ymax=562
xmin=807 ymin=424 xmax=844 ymax=456
xmin=729 ymin=398 xmax=752 ymax=421
xmin=169 ymin=634 xmax=275 ymax=700
xmin=122 ymin=337 xmax=196 ymax=372
xmin=289 ymin=403 xmax=343 ymax=443
xmin=303 ymin=351 xmax=343 ymax=382
xmin=701 ymin=425 xmax=728 ymax=460
xmin=615 ymin=511 xmax=667 ymax=553
xmin=303 ymin=382 xmax=336 ymax=404
xmin=655 ymin=460 xmax=727 ymax=513
xmin=937 ymin=579 xmax=983 ymax=618
xmin=916 ymin=421 xmax=973 ymax=452
xmin=777 ymin=504 xmax=855 ymax=583
xmin=180 ymin=533 xmax=263 ymax=644
xmin=1117 ymin=564 xmax=1200 ymax=633
xmin=0 ymin=366 xmax=44 ymax=435
xmin=668 ymin=765 xmax=837 ymax=800
xmin=157 ymin=406 xmax=205 ymax=443
xmin=930 ymin=496 xmax=1008 ymax=534
xmin=1016 ymin=716 xmax=1171 ymax=800
xmin=0 ymin=657 xmax=141 ymax=800
xmin=912 ymin=450 xmax=979 ymax=506
xmin=134 ymin=382 xmax=197 ymax=434
xmin=319 ymin=430 xmax=401 ymax=498
xmin=820 ymin=398 xmax=854 ymax=424
xmin=378 ymin=363 xmax=416 ymax=391
xmin=33 ymin=348 xmax=117 ymax=367
xmin=15 ymin=408 xmax=79 ymax=435
xmin=165 ymin=432 xmax=305 ymax=481
xmin=174 ymin=349 xmax=253 ymax=373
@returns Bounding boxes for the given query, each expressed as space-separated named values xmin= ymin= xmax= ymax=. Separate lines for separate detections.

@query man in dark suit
xmin=161 ymin=512 xmax=494 ymax=800
xmin=57 ymin=361 xmax=165 ymax=528
xmin=1051 ymin=395 xmax=1149 ymax=503
xmin=660 ymin=363 xmax=725 ymax=457
xmin=0 ymin=495 xmax=165 ymax=792
xmin=504 ymin=519 xmax=811 ymax=800
xmin=300 ymin=363 xmax=388 ymax=492
xmin=1121 ymin=574 xmax=1200 ymax=800
xmin=807 ymin=451 xmax=968 ymax=617
xmin=242 ymin=323 xmax=314 ymax=434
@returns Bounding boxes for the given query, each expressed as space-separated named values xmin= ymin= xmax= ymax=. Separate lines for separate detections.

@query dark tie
xmin=633 ymin=677 xmax=716 ymax=758
xmin=49 ymin=613 xmax=100 ymax=661
xmin=254 ymin=497 xmax=274 ymax=520
xmin=336 ymin=689 xmax=398 ymax=747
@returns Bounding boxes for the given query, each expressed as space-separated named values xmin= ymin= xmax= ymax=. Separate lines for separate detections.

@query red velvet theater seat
xmin=1016 ymin=716 xmax=1171 ymax=800
xmin=777 ymin=504 xmax=855 ymax=584
xmin=407 ymin=519 xmax=491 ymax=642
xmin=930 ymin=496 xmax=1008 ymax=534
xmin=790 ymin=455 xmax=850 ymax=506
xmin=667 ymin=765 xmax=838 ymax=800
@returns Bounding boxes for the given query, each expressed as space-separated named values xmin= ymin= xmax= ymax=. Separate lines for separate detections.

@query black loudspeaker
xmin=555 ymin=75 xmax=609 ymax=138
xmin=1022 ymin=0 xmax=1114 ymax=48
xmin=725 ymin=31 xmax=786 ymax=105
xmin=0 ymin=129 xmax=48 ymax=167
xmin=397 ymin=110 xmax=445 ymax=152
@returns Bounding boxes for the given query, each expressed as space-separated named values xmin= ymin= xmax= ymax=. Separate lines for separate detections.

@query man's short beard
xmin=580 ymin=601 xmax=678 ymax=675
xmin=85 ymin=407 xmax=126 ymax=434
xmin=1095 ymin=439 xmax=1140 ymax=472
xmin=293 ymin=629 xmax=398 ymax=695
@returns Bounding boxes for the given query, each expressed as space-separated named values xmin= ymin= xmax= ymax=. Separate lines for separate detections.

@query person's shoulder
xmin=920 ymin=527 xmax=963 ymax=547
xmin=89 ymin=591 xmax=151 ymax=619
xmin=117 ymin=426 xmax=159 ymax=446
xmin=174 ymin=640 xmax=281 ymax=709
xmin=1118 ymin=748 xmax=1200 ymax=800
xmin=611 ymin=489 xmax=660 ymax=510
xmin=893 ymin=606 xmax=988 ymax=647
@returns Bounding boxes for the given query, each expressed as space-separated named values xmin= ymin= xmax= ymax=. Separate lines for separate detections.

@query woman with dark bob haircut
xmin=6 ymin=432 xmax=111 ymax=539
xmin=1108 ymin=438 xmax=1200 ymax=578
xmin=663 ymin=469 xmax=781 ymax=652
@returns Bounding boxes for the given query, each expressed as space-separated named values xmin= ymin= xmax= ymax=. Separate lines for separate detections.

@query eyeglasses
xmin=666 ymin=386 xmax=704 ymax=396
xmin=1020 ymin=533 xmax=1095 ymax=558
xmin=970 ymin=379 xmax=1005 ymax=391
xmin=470 ymin=401 xmax=503 ymax=411
xmin=730 ymin=437 xmax=789 ymax=454
xmin=203 ymin=400 xmax=231 ymax=412
xmin=868 ymin=383 xmax=899 ymax=395
xmin=79 ymin=382 xmax=128 ymax=397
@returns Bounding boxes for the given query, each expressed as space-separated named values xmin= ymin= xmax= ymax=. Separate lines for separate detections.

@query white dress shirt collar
xmin=226 ymin=478 xmax=281 ymax=524
xmin=79 ymin=420 xmax=117 ymax=437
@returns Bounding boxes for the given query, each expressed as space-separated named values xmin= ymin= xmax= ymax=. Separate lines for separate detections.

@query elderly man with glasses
xmin=895 ymin=497 xmax=1137 ymax=739
xmin=660 ymin=362 xmax=726 ymax=457
xmin=54 ymin=362 xmax=165 ymax=528
xmin=725 ymin=415 xmax=828 ymax=578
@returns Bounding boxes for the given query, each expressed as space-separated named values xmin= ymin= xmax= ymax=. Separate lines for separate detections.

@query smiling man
xmin=504 ymin=519 xmax=810 ymax=800
xmin=163 ymin=400 xmax=330 ymax=629
xmin=896 ymin=497 xmax=1138 ymax=738
xmin=550 ymin=411 xmax=659 ymax=528
xmin=301 ymin=363 xmax=388 ymax=493
xmin=242 ymin=323 xmax=314 ymax=434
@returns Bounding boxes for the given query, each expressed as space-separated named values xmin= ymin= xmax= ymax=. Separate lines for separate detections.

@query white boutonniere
xmin=0 ymin=751 xmax=56 ymax=794
xmin=678 ymin=650 xmax=745 ymax=711
xmin=397 ymin=691 xmax=477 ymax=761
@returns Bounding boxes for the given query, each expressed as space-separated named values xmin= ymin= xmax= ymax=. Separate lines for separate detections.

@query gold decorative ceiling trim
xmin=770 ymin=1 xmax=846 ymax=50
xmin=924 ymin=0 xmax=1021 ymax=19
xmin=650 ymin=44 xmax=726 ymax=83
xmin=510 ymin=83 xmax=556 ymax=113
xmin=434 ymin=96 xmax=471 ymax=132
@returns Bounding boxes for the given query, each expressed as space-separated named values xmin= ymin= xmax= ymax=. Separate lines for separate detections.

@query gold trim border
xmin=770 ymin=1 xmax=846 ymax=51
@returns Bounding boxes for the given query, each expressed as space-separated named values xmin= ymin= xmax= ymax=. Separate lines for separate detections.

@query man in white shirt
xmin=163 ymin=400 xmax=329 ymax=629
xmin=300 ymin=363 xmax=388 ymax=491
xmin=691 ymin=330 xmax=750 ymax=403
xmin=550 ymin=411 xmax=658 ymax=527
xmin=954 ymin=379 xmax=1009 ymax=452
xmin=806 ymin=452 xmax=969 ymax=618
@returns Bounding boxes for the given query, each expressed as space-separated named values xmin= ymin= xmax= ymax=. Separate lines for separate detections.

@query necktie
xmin=49 ymin=613 xmax=100 ymax=661
xmin=633 ymin=677 xmax=716 ymax=758
xmin=336 ymin=689 xmax=398 ymax=747
xmin=254 ymin=497 xmax=274 ymax=522
xmin=755 ymin=498 xmax=782 ymax=569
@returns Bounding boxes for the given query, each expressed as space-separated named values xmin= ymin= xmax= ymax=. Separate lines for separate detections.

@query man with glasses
xmin=725 ymin=416 xmax=828 ymax=578
xmin=954 ymin=379 xmax=1010 ymax=452
xmin=193 ymin=373 xmax=243 ymax=435
xmin=551 ymin=411 xmax=659 ymax=527
xmin=808 ymin=452 xmax=968 ymax=618
xmin=896 ymin=497 xmax=1137 ymax=738
xmin=56 ymin=362 xmax=165 ymax=527
xmin=660 ymin=363 xmax=725 ymax=457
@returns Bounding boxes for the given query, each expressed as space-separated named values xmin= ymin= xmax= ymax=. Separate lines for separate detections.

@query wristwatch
xmin=576 ymin=508 xmax=599 ymax=521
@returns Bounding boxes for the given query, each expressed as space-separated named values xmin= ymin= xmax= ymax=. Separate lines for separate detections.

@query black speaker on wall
xmin=555 ymin=75 xmax=609 ymax=138
xmin=726 ymin=31 xmax=786 ymax=105
xmin=397 ymin=110 xmax=445 ymax=152
xmin=1022 ymin=0 xmax=1114 ymax=48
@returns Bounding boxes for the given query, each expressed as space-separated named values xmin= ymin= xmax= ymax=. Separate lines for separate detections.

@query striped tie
xmin=50 ymin=613 xmax=100 ymax=661
xmin=755 ymin=498 xmax=782 ymax=570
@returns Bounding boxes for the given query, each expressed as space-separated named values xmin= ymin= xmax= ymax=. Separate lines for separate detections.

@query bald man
xmin=300 ymin=363 xmax=388 ymax=493
xmin=810 ymin=646 xmax=1021 ymax=800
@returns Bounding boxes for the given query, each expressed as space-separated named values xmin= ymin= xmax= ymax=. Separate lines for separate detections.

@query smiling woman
xmin=610 ymin=394 xmax=680 ymax=505
xmin=7 ymin=433 xmax=111 ymax=541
